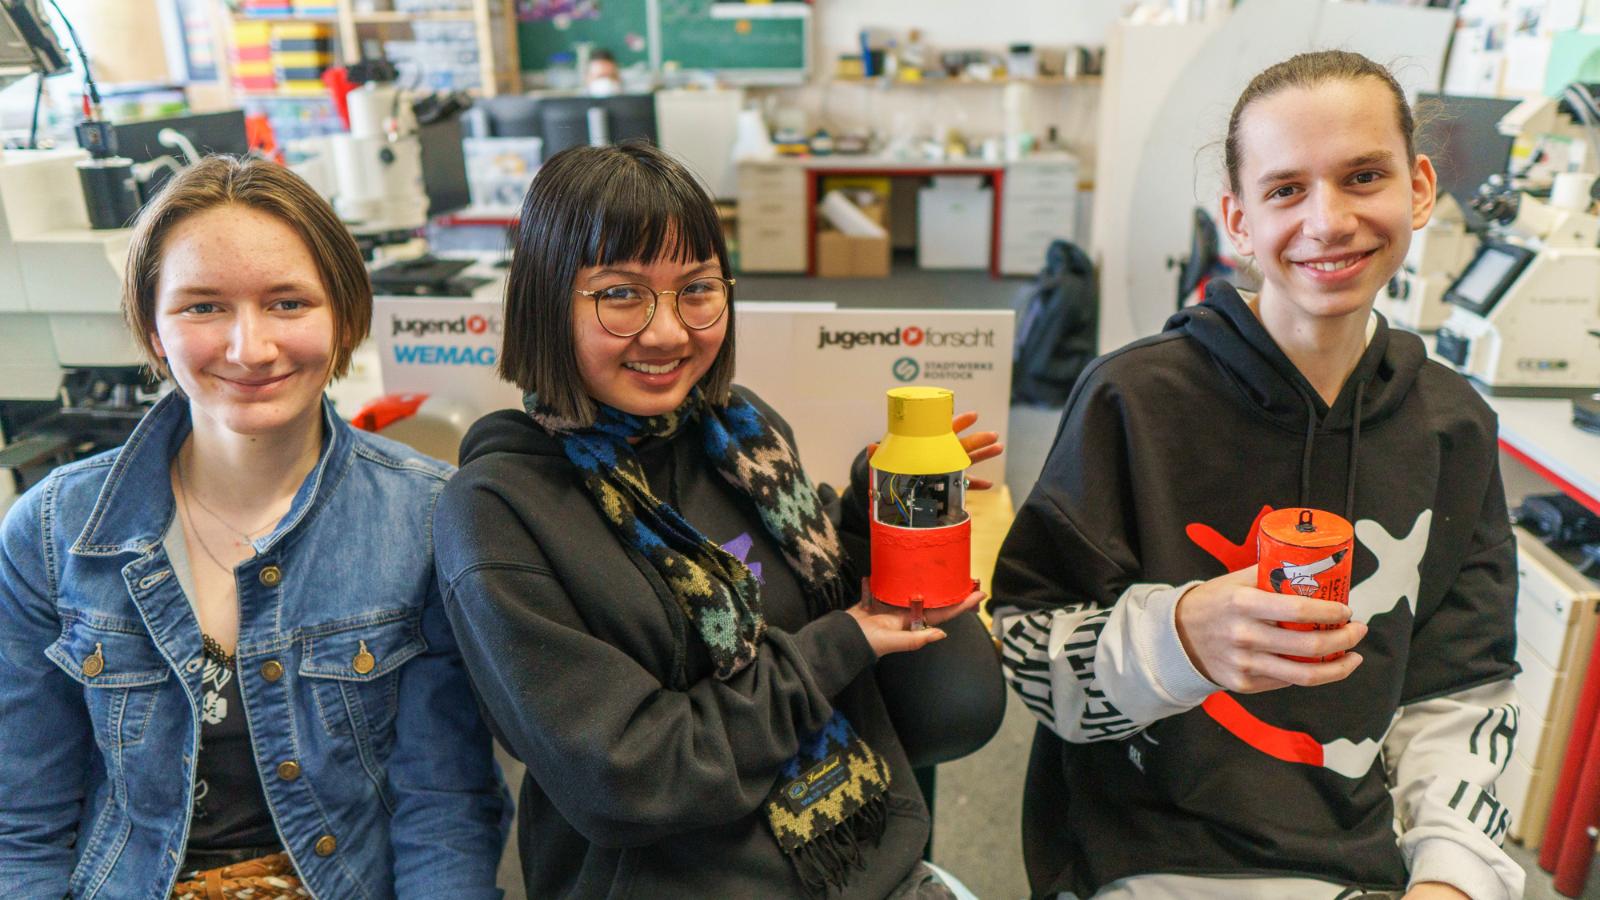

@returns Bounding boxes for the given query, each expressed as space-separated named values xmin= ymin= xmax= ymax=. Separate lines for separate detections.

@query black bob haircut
xmin=499 ymin=141 xmax=735 ymax=424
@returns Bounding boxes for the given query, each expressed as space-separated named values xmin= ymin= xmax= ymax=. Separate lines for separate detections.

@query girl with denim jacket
xmin=0 ymin=157 xmax=505 ymax=899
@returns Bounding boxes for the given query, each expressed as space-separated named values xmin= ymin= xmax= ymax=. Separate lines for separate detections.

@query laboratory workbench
xmin=1490 ymin=394 xmax=1600 ymax=516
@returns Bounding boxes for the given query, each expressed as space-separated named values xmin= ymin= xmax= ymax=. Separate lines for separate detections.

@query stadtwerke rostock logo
xmin=892 ymin=357 xmax=920 ymax=382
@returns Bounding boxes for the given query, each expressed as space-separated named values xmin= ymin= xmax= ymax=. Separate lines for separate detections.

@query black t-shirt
xmin=163 ymin=524 xmax=283 ymax=872
xmin=182 ymin=645 xmax=282 ymax=871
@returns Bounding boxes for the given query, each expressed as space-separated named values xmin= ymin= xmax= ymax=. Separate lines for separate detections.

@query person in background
xmin=0 ymin=156 xmax=505 ymax=899
xmin=991 ymin=51 xmax=1521 ymax=900
xmin=434 ymin=141 xmax=1003 ymax=899
xmin=586 ymin=48 xmax=623 ymax=96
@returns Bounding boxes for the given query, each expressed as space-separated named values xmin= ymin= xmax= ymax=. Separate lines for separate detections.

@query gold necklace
xmin=175 ymin=474 xmax=246 ymax=575
xmin=177 ymin=449 xmax=281 ymax=548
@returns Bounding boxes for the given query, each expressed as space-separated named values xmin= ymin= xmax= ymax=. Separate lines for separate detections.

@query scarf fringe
xmin=789 ymin=794 xmax=888 ymax=899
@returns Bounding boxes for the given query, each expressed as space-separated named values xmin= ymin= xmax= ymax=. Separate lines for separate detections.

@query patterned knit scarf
xmin=525 ymin=387 xmax=848 ymax=677
xmin=526 ymin=388 xmax=888 ymax=894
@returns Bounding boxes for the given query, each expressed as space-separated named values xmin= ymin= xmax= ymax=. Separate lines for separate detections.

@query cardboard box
xmin=817 ymin=230 xmax=890 ymax=278
xmin=818 ymin=198 xmax=889 ymax=277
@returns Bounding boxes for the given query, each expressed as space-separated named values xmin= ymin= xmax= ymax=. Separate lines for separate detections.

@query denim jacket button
xmin=277 ymin=760 xmax=302 ymax=781
xmin=314 ymin=834 xmax=337 ymax=857
xmin=260 ymin=659 xmax=284 ymax=682
xmin=81 ymin=643 xmax=105 ymax=678
xmin=352 ymin=640 xmax=376 ymax=675
xmin=258 ymin=565 xmax=283 ymax=587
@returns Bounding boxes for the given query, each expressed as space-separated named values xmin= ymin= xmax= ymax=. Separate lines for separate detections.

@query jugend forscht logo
xmin=389 ymin=313 xmax=504 ymax=367
xmin=816 ymin=325 xmax=997 ymax=383
xmin=815 ymin=325 xmax=992 ymax=350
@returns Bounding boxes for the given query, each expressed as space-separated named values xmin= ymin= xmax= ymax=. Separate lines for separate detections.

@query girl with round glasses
xmin=433 ymin=141 xmax=1004 ymax=898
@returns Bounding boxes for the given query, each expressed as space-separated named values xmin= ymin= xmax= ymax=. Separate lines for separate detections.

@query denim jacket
xmin=0 ymin=393 xmax=506 ymax=900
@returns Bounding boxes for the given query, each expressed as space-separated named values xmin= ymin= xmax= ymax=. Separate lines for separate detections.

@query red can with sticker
xmin=1257 ymin=507 xmax=1354 ymax=663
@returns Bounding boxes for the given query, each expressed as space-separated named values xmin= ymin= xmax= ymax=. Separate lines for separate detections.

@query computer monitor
xmin=417 ymin=114 xmax=471 ymax=218
xmin=113 ymin=110 xmax=250 ymax=199
xmin=537 ymin=93 xmax=658 ymax=160
xmin=473 ymin=95 xmax=542 ymax=138
xmin=1415 ymin=93 xmax=1518 ymax=231
xmin=113 ymin=110 xmax=250 ymax=163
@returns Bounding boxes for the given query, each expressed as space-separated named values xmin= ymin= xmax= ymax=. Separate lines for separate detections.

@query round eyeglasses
xmin=575 ymin=276 xmax=734 ymax=338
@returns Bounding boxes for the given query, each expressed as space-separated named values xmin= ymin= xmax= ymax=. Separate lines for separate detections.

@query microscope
xmin=291 ymin=55 xmax=431 ymax=250
xmin=1379 ymin=193 xmax=1480 ymax=332
xmin=1 ymin=1 xmax=152 ymax=511
xmin=1434 ymin=87 xmax=1600 ymax=397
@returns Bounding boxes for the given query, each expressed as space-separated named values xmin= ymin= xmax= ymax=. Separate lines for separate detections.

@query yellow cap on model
xmin=869 ymin=387 xmax=973 ymax=475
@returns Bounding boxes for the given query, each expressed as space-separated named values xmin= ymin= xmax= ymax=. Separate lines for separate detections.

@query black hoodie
xmin=432 ymin=389 xmax=995 ymax=899
xmin=991 ymin=283 xmax=1520 ymax=897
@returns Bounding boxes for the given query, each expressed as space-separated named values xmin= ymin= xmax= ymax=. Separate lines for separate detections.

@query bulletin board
xmin=517 ymin=0 xmax=807 ymax=81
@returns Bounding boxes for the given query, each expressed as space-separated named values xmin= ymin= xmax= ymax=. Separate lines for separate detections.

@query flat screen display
xmin=1446 ymin=243 xmax=1534 ymax=316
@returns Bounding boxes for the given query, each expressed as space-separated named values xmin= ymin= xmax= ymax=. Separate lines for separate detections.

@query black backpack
xmin=1011 ymin=239 xmax=1098 ymax=406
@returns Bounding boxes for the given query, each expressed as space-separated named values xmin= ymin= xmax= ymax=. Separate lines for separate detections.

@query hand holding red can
xmin=1257 ymin=508 xmax=1355 ymax=663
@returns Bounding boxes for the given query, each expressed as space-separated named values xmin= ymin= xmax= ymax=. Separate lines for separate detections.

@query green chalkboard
xmin=517 ymin=0 xmax=806 ymax=76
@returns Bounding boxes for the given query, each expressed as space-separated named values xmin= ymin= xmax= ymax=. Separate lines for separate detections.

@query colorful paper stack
xmin=290 ymin=0 xmax=340 ymax=17
xmin=237 ymin=0 xmax=294 ymax=17
xmin=231 ymin=20 xmax=276 ymax=94
xmin=272 ymin=22 xmax=335 ymax=96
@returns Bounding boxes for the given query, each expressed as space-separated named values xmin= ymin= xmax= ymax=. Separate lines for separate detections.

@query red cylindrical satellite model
xmin=869 ymin=387 xmax=975 ymax=626
xmin=1257 ymin=507 xmax=1355 ymax=663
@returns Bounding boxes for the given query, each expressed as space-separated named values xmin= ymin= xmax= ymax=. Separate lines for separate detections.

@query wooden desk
xmin=967 ymin=484 xmax=1014 ymax=630
xmin=738 ymin=155 xmax=1080 ymax=280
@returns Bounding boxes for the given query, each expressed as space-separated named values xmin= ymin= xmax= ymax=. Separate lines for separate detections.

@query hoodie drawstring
xmin=1295 ymin=377 xmax=1366 ymax=521
xmin=1298 ymin=390 xmax=1316 ymax=509
xmin=1345 ymin=379 xmax=1365 ymax=522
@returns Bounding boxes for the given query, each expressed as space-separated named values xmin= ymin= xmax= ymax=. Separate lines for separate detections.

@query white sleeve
xmin=992 ymin=581 xmax=1217 ymax=743
xmin=1383 ymin=678 xmax=1525 ymax=900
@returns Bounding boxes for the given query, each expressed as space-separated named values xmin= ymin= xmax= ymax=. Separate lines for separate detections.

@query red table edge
xmin=436 ymin=213 xmax=519 ymax=228
xmin=1498 ymin=437 xmax=1600 ymax=518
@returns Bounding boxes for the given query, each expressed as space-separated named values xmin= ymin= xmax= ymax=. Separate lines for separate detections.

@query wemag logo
xmin=390 ymin=313 xmax=503 ymax=367
xmin=816 ymin=324 xmax=990 ymax=350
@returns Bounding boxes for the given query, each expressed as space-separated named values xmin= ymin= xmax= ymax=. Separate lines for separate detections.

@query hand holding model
xmin=848 ymin=578 xmax=985 ymax=657
xmin=868 ymin=410 xmax=1004 ymax=490
xmin=855 ymin=406 xmax=999 ymax=656
xmin=1175 ymin=565 xmax=1367 ymax=692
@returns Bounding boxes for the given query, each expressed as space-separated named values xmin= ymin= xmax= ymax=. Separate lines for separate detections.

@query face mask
xmin=589 ymin=77 xmax=622 ymax=97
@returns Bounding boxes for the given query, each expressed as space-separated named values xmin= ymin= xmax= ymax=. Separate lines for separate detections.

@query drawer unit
xmin=1504 ymin=528 xmax=1600 ymax=847
xmin=738 ymin=219 xmax=808 ymax=273
xmin=1005 ymin=198 xmax=1076 ymax=232
xmin=738 ymin=163 xmax=806 ymax=200
xmin=737 ymin=163 xmax=807 ymax=273
xmin=1001 ymin=156 xmax=1079 ymax=275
